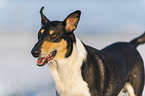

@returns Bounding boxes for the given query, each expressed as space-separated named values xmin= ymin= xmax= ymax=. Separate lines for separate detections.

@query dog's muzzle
xmin=36 ymin=50 xmax=57 ymax=66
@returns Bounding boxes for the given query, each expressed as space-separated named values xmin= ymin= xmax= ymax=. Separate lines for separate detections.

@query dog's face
xmin=31 ymin=7 xmax=81 ymax=66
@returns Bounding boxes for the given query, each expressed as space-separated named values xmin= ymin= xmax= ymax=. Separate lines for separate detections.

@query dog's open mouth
xmin=37 ymin=50 xmax=57 ymax=66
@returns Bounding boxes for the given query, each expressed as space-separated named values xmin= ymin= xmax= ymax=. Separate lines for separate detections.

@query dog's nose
xmin=31 ymin=49 xmax=40 ymax=58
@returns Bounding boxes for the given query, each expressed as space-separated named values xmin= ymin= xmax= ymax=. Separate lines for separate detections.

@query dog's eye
xmin=51 ymin=34 xmax=57 ymax=38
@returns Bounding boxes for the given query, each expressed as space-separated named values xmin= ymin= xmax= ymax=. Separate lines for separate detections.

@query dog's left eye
xmin=51 ymin=34 xmax=57 ymax=38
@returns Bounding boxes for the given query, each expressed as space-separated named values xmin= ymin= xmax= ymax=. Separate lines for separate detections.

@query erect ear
xmin=63 ymin=10 xmax=81 ymax=34
xmin=40 ymin=7 xmax=50 ymax=25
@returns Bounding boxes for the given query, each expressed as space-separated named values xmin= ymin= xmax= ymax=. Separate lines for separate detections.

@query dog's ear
xmin=63 ymin=10 xmax=81 ymax=34
xmin=40 ymin=7 xmax=50 ymax=25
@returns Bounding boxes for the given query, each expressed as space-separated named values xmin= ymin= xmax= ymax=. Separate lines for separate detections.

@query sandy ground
xmin=0 ymin=32 xmax=144 ymax=96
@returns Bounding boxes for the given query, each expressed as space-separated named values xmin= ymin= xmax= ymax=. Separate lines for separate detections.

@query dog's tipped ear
xmin=63 ymin=10 xmax=81 ymax=34
xmin=40 ymin=7 xmax=50 ymax=25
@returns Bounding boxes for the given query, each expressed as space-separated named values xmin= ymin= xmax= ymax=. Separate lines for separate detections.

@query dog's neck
xmin=48 ymin=37 xmax=91 ymax=96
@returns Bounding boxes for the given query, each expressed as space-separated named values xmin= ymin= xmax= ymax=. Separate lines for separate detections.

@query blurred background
xmin=0 ymin=0 xmax=145 ymax=96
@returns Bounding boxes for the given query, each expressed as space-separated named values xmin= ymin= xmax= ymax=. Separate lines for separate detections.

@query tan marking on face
xmin=50 ymin=30 xmax=55 ymax=35
xmin=40 ymin=29 xmax=45 ymax=34
xmin=41 ymin=39 xmax=67 ymax=60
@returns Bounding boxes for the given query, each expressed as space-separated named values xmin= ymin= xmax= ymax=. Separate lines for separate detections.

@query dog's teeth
xmin=42 ymin=59 xmax=45 ymax=63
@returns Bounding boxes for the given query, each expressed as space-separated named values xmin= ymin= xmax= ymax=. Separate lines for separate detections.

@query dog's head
xmin=31 ymin=7 xmax=81 ymax=66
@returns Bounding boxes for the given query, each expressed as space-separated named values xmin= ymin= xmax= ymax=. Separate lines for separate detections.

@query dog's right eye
xmin=51 ymin=34 xmax=57 ymax=38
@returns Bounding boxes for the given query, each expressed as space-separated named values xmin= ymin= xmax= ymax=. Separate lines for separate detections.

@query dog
xmin=31 ymin=7 xmax=145 ymax=96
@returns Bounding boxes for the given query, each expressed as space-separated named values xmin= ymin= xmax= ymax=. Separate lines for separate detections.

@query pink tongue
xmin=37 ymin=57 xmax=51 ymax=66
xmin=37 ymin=58 xmax=45 ymax=65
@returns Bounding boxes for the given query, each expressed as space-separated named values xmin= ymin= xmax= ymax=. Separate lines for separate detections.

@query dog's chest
xmin=49 ymin=54 xmax=91 ymax=96
xmin=58 ymin=65 xmax=91 ymax=96
xmin=48 ymin=38 xmax=91 ymax=96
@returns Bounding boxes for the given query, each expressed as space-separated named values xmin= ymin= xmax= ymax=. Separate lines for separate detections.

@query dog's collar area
xmin=37 ymin=50 xmax=57 ymax=66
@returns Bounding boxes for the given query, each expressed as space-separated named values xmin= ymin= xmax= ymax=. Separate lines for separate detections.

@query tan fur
xmin=66 ymin=18 xmax=77 ymax=32
xmin=40 ymin=29 xmax=45 ymax=34
xmin=41 ymin=39 xmax=67 ymax=60
xmin=50 ymin=30 xmax=55 ymax=35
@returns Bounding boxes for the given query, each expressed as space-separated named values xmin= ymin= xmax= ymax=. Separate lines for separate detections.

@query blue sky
xmin=0 ymin=0 xmax=145 ymax=34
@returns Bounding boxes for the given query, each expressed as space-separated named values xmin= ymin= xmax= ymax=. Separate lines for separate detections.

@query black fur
xmin=31 ymin=8 xmax=145 ymax=96
xmin=31 ymin=21 xmax=76 ymax=58
xmin=82 ymin=40 xmax=144 ymax=96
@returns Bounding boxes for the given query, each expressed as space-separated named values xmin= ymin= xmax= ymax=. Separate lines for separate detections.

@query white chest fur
xmin=48 ymin=37 xmax=91 ymax=96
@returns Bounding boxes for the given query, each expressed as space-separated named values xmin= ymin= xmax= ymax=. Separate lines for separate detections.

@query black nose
xmin=31 ymin=49 xmax=40 ymax=58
